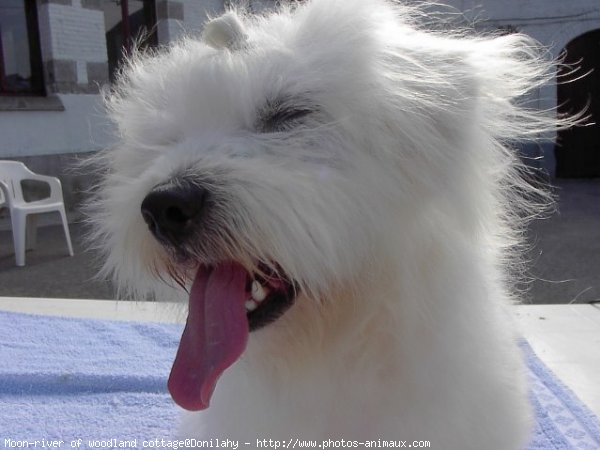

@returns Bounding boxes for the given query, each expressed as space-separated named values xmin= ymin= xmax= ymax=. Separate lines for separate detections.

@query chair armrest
xmin=23 ymin=174 xmax=64 ymax=202
xmin=0 ymin=180 xmax=12 ymax=207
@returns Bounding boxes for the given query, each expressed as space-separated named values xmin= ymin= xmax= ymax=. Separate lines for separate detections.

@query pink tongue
xmin=168 ymin=262 xmax=249 ymax=410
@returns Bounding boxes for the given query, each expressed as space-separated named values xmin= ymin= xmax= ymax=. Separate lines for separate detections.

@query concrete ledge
xmin=0 ymin=96 xmax=65 ymax=112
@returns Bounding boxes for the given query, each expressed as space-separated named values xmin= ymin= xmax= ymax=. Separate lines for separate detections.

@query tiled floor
xmin=0 ymin=298 xmax=598 ymax=417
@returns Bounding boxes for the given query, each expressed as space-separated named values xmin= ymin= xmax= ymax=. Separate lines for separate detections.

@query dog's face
xmin=99 ymin=2 xmax=406 ymax=291
xmin=92 ymin=0 xmax=549 ymax=414
xmin=95 ymin=0 xmax=412 ymax=411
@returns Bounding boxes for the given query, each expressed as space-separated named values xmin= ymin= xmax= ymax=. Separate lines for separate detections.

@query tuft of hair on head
xmin=202 ymin=12 xmax=248 ymax=50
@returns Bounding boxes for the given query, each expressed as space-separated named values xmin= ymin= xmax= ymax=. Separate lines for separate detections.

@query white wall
xmin=0 ymin=95 xmax=113 ymax=158
xmin=0 ymin=0 xmax=226 ymax=159
xmin=0 ymin=0 xmax=111 ymax=159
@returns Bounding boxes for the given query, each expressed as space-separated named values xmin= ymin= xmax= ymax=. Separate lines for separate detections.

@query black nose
xmin=141 ymin=180 xmax=208 ymax=245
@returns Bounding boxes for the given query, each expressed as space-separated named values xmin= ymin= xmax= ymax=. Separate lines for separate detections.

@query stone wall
xmin=38 ymin=0 xmax=109 ymax=94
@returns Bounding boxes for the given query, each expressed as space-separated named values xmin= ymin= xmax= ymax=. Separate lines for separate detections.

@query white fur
xmin=89 ymin=1 xmax=563 ymax=448
xmin=202 ymin=12 xmax=248 ymax=50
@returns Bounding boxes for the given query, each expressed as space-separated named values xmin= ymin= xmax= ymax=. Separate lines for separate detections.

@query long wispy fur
xmin=86 ymin=0 xmax=572 ymax=447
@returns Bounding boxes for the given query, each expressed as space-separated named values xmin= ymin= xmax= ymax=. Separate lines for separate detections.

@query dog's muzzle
xmin=141 ymin=179 xmax=207 ymax=246
xmin=140 ymin=178 xmax=299 ymax=333
xmin=139 ymin=179 xmax=299 ymax=411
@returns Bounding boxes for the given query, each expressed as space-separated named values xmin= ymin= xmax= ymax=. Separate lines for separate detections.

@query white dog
xmin=90 ymin=0 xmax=560 ymax=448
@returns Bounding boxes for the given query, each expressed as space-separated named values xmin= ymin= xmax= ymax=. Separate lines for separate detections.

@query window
xmin=0 ymin=0 xmax=44 ymax=95
xmin=103 ymin=0 xmax=157 ymax=82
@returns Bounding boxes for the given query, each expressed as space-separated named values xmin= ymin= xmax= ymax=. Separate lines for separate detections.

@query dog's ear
xmin=202 ymin=12 xmax=248 ymax=51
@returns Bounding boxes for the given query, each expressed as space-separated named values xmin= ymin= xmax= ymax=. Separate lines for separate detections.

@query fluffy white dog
xmin=90 ymin=0 xmax=560 ymax=448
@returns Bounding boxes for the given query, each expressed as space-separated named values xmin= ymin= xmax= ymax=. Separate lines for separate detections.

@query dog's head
xmin=91 ymin=0 xmax=555 ymax=410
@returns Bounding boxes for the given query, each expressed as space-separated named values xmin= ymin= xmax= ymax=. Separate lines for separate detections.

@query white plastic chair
xmin=0 ymin=161 xmax=74 ymax=266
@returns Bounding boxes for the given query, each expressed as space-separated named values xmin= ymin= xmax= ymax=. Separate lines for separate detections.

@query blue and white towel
xmin=0 ymin=310 xmax=598 ymax=449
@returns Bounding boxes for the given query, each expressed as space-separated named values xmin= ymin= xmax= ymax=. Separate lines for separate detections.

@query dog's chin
xmin=167 ymin=260 xmax=299 ymax=411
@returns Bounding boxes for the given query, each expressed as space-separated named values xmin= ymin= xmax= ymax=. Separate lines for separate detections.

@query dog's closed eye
xmin=257 ymin=98 xmax=315 ymax=133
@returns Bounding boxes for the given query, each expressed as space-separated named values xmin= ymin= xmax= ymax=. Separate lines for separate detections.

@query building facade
xmin=443 ymin=0 xmax=600 ymax=177
xmin=0 ymin=0 xmax=227 ymax=210
xmin=0 ymin=0 xmax=598 ymax=212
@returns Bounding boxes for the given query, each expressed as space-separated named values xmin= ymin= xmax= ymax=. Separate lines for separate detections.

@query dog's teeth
xmin=245 ymin=300 xmax=258 ymax=311
xmin=251 ymin=281 xmax=268 ymax=302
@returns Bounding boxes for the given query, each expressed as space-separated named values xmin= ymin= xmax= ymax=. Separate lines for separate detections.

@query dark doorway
xmin=556 ymin=29 xmax=600 ymax=178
